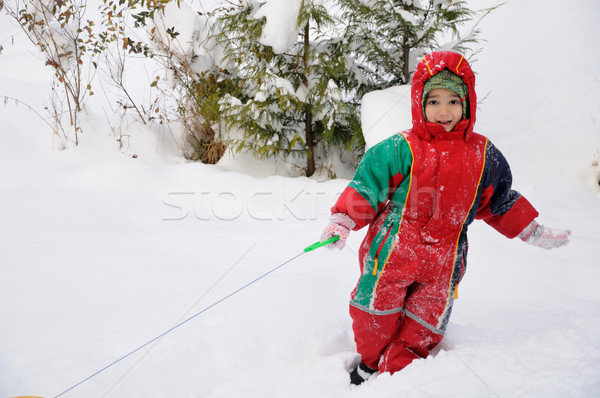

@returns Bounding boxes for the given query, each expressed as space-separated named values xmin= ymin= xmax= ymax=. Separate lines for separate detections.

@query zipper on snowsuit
xmin=372 ymin=224 xmax=399 ymax=276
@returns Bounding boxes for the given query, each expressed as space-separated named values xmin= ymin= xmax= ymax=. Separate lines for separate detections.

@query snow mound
xmin=361 ymin=85 xmax=412 ymax=149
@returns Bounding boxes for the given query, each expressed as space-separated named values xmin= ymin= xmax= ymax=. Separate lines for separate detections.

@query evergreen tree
xmin=215 ymin=0 xmax=363 ymax=177
xmin=338 ymin=0 xmax=493 ymax=90
xmin=201 ymin=0 xmax=495 ymax=175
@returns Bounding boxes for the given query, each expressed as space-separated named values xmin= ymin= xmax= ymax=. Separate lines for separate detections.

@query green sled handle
xmin=303 ymin=236 xmax=340 ymax=252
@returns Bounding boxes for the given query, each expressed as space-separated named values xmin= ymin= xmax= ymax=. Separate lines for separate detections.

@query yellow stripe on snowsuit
xmin=372 ymin=235 xmax=398 ymax=277
xmin=455 ymin=56 xmax=464 ymax=74
xmin=440 ymin=138 xmax=489 ymax=327
xmin=350 ymin=133 xmax=413 ymax=310
xmin=370 ymin=132 xmax=415 ymax=306
xmin=424 ymin=57 xmax=434 ymax=76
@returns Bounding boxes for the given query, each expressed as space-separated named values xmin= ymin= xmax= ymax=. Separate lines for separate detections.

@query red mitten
xmin=320 ymin=213 xmax=356 ymax=250
xmin=518 ymin=221 xmax=571 ymax=250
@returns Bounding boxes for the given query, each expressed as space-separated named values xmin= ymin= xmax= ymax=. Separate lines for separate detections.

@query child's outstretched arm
xmin=476 ymin=141 xmax=540 ymax=238
xmin=518 ymin=220 xmax=571 ymax=250
xmin=475 ymin=141 xmax=571 ymax=249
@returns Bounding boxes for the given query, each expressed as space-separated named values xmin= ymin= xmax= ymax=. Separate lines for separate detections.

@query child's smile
xmin=424 ymin=88 xmax=464 ymax=132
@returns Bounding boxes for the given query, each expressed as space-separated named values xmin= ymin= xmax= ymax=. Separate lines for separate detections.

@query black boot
xmin=349 ymin=362 xmax=377 ymax=385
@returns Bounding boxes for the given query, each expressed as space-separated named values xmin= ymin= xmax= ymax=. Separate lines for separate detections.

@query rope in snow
xmin=53 ymin=248 xmax=308 ymax=398
xmin=445 ymin=346 xmax=501 ymax=398
xmin=100 ymin=243 xmax=258 ymax=398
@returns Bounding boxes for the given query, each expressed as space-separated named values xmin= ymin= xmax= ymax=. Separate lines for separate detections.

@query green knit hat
xmin=422 ymin=69 xmax=468 ymax=119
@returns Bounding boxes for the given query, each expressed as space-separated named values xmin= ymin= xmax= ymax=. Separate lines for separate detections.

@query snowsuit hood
xmin=411 ymin=51 xmax=477 ymax=141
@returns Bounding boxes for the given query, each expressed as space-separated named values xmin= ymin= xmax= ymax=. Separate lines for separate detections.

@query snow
xmin=361 ymin=85 xmax=411 ymax=149
xmin=153 ymin=0 xmax=200 ymax=56
xmin=1 ymin=1 xmax=600 ymax=398
xmin=252 ymin=0 xmax=303 ymax=54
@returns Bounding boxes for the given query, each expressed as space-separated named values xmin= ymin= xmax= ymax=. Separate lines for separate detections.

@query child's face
xmin=424 ymin=88 xmax=463 ymax=132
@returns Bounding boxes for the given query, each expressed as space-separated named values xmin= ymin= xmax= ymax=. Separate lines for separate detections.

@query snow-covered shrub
xmin=127 ymin=0 xmax=233 ymax=164
xmin=177 ymin=72 xmax=240 ymax=163
xmin=6 ymin=0 xmax=102 ymax=145
xmin=214 ymin=0 xmax=365 ymax=177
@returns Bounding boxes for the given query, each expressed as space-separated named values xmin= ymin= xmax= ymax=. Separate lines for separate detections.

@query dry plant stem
xmin=6 ymin=0 xmax=100 ymax=146
xmin=1 ymin=95 xmax=55 ymax=132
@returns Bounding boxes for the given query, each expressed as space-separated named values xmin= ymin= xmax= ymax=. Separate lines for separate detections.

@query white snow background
xmin=1 ymin=0 xmax=600 ymax=397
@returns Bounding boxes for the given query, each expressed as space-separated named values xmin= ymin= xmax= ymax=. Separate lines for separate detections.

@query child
xmin=320 ymin=51 xmax=571 ymax=385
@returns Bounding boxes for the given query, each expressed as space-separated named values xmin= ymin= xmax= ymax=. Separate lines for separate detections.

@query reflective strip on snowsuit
xmin=332 ymin=51 xmax=539 ymax=373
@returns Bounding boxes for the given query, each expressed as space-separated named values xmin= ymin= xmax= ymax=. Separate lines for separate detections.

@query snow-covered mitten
xmin=320 ymin=213 xmax=356 ymax=250
xmin=518 ymin=220 xmax=571 ymax=250
xmin=349 ymin=362 xmax=377 ymax=385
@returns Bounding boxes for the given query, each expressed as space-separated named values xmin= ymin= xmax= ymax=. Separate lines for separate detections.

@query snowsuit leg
xmin=350 ymin=225 xmax=463 ymax=373
xmin=379 ymin=314 xmax=444 ymax=373
xmin=349 ymin=295 xmax=405 ymax=369
xmin=350 ymin=282 xmax=448 ymax=373
xmin=377 ymin=278 xmax=450 ymax=372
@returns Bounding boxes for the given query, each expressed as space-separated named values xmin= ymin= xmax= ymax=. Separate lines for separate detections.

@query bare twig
xmin=1 ymin=95 xmax=55 ymax=132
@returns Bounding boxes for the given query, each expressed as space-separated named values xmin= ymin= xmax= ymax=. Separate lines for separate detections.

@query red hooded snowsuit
xmin=331 ymin=51 xmax=539 ymax=373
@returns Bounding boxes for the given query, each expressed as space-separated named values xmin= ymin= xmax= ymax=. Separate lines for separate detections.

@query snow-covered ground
xmin=1 ymin=1 xmax=600 ymax=397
